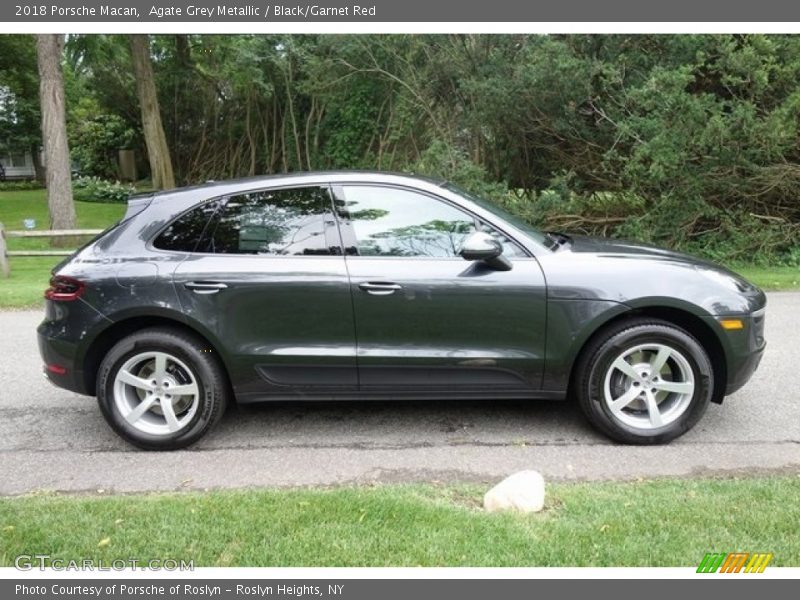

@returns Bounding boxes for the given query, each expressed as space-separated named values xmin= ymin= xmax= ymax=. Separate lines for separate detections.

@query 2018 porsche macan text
xmin=38 ymin=172 xmax=766 ymax=449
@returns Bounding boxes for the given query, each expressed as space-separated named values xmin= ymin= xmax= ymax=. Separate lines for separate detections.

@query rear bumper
xmin=36 ymin=295 xmax=114 ymax=396
xmin=37 ymin=325 xmax=87 ymax=395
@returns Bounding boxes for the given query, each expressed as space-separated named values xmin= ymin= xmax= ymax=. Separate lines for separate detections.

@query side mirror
xmin=459 ymin=232 xmax=512 ymax=271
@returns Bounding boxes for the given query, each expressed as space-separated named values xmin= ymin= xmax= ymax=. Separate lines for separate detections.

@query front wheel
xmin=97 ymin=327 xmax=229 ymax=450
xmin=575 ymin=318 xmax=713 ymax=444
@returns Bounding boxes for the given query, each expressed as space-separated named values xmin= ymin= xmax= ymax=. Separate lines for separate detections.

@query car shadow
xmin=195 ymin=397 xmax=605 ymax=449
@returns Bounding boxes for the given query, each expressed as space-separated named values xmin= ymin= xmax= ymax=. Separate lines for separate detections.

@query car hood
xmin=567 ymin=234 xmax=712 ymax=265
xmin=567 ymin=234 xmax=751 ymax=275
xmin=548 ymin=236 xmax=766 ymax=314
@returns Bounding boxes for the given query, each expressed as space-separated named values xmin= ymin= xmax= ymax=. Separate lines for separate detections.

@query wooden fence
xmin=0 ymin=222 xmax=103 ymax=277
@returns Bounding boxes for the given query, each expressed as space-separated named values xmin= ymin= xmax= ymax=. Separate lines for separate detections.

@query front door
xmin=333 ymin=184 xmax=547 ymax=394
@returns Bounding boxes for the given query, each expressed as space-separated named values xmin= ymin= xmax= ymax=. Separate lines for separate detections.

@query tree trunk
xmin=129 ymin=34 xmax=175 ymax=189
xmin=30 ymin=142 xmax=45 ymax=184
xmin=35 ymin=34 xmax=76 ymax=239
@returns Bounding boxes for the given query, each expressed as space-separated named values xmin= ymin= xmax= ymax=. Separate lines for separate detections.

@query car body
xmin=38 ymin=171 xmax=767 ymax=448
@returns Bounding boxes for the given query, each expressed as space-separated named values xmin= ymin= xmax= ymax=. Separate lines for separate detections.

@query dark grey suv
xmin=38 ymin=172 xmax=766 ymax=449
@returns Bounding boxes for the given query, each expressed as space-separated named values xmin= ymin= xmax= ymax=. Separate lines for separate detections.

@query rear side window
xmin=202 ymin=186 xmax=336 ymax=256
xmin=153 ymin=200 xmax=221 ymax=252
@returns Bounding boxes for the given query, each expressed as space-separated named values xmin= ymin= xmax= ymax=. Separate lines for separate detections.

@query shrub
xmin=409 ymin=141 xmax=510 ymax=203
xmin=72 ymin=176 xmax=136 ymax=203
xmin=0 ymin=180 xmax=44 ymax=191
xmin=68 ymin=104 xmax=136 ymax=180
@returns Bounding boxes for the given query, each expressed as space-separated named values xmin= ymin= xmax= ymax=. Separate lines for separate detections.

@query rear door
xmin=161 ymin=185 xmax=357 ymax=400
xmin=333 ymin=184 xmax=547 ymax=394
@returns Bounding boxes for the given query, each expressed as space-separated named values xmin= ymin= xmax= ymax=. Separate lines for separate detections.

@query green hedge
xmin=0 ymin=180 xmax=43 ymax=192
xmin=72 ymin=176 xmax=136 ymax=203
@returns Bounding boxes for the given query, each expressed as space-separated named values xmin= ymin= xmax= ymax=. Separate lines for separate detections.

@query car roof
xmin=147 ymin=170 xmax=448 ymax=201
xmin=129 ymin=169 xmax=552 ymax=256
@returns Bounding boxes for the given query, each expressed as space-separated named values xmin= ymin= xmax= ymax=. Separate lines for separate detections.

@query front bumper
xmin=705 ymin=307 xmax=766 ymax=397
xmin=725 ymin=341 xmax=765 ymax=395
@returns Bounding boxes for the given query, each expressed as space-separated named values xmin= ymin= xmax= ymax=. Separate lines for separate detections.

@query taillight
xmin=44 ymin=275 xmax=85 ymax=301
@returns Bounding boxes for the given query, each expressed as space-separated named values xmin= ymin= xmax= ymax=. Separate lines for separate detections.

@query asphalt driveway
xmin=1 ymin=292 xmax=798 ymax=495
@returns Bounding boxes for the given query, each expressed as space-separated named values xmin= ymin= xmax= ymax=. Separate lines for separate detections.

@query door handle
xmin=184 ymin=281 xmax=228 ymax=295
xmin=358 ymin=282 xmax=402 ymax=296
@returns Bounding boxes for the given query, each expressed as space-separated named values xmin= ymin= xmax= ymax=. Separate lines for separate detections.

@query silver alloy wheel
xmin=602 ymin=343 xmax=695 ymax=430
xmin=112 ymin=351 xmax=200 ymax=436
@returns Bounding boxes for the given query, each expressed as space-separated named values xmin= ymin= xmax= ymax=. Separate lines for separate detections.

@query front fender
xmin=542 ymin=298 xmax=629 ymax=390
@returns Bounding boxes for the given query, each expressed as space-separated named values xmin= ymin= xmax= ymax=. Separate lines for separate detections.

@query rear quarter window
xmin=153 ymin=200 xmax=222 ymax=252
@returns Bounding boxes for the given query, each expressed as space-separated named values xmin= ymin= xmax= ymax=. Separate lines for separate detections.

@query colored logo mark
xmin=697 ymin=552 xmax=773 ymax=573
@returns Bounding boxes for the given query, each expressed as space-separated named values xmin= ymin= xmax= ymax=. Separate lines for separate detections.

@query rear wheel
xmin=575 ymin=318 xmax=713 ymax=444
xmin=97 ymin=328 xmax=228 ymax=450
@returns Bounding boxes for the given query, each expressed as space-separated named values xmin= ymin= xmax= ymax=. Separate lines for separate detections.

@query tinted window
xmin=203 ymin=186 xmax=335 ymax=255
xmin=153 ymin=199 xmax=221 ymax=252
xmin=337 ymin=186 xmax=477 ymax=258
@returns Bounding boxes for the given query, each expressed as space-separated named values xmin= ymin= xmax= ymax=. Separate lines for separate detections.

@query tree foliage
xmin=68 ymin=103 xmax=135 ymax=179
xmin=0 ymin=35 xmax=42 ymax=178
xmin=2 ymin=33 xmax=799 ymax=263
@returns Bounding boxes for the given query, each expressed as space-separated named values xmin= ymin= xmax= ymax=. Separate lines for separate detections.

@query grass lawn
xmin=0 ymin=477 xmax=798 ymax=567
xmin=0 ymin=189 xmax=125 ymax=308
xmin=0 ymin=189 xmax=125 ymax=235
xmin=1 ymin=188 xmax=797 ymax=308
xmin=733 ymin=265 xmax=799 ymax=291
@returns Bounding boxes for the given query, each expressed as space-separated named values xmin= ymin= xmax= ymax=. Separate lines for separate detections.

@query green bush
xmin=494 ymin=187 xmax=800 ymax=266
xmin=72 ymin=176 xmax=136 ymax=203
xmin=0 ymin=180 xmax=43 ymax=192
xmin=68 ymin=102 xmax=136 ymax=180
xmin=409 ymin=141 xmax=510 ymax=203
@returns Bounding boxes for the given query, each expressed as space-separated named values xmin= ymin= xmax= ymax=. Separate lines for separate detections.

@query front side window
xmin=336 ymin=186 xmax=477 ymax=258
xmin=336 ymin=185 xmax=526 ymax=258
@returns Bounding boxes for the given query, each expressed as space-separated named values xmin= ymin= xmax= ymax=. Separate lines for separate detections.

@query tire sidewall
xmin=97 ymin=331 xmax=222 ymax=450
xmin=583 ymin=324 xmax=713 ymax=444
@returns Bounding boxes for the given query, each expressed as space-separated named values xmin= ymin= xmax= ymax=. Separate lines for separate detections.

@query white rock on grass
xmin=483 ymin=470 xmax=545 ymax=513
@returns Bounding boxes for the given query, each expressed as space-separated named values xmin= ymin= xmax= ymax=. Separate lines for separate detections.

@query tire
xmin=97 ymin=327 xmax=229 ymax=450
xmin=575 ymin=318 xmax=713 ymax=444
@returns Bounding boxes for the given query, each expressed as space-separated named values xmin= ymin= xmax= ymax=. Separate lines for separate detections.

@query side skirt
xmin=235 ymin=390 xmax=567 ymax=404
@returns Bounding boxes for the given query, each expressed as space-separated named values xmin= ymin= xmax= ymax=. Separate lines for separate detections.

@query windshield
xmin=443 ymin=183 xmax=557 ymax=250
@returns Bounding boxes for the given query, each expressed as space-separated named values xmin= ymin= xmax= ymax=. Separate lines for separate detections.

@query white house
xmin=0 ymin=149 xmax=37 ymax=180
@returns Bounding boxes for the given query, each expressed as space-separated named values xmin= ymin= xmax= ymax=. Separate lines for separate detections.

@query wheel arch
xmin=80 ymin=312 xmax=232 ymax=397
xmin=566 ymin=305 xmax=728 ymax=405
